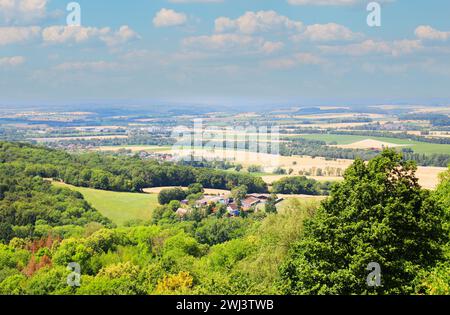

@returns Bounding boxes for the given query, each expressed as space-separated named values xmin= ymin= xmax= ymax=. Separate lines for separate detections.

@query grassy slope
xmin=52 ymin=182 xmax=159 ymax=226
xmin=289 ymin=134 xmax=450 ymax=155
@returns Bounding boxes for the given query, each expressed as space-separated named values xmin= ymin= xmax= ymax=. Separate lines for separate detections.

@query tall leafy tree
xmin=280 ymin=150 xmax=447 ymax=295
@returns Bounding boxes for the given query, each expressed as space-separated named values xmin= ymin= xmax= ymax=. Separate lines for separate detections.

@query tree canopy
xmin=280 ymin=150 xmax=448 ymax=295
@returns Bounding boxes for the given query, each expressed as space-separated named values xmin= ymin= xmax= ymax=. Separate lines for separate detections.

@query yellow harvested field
xmin=283 ymin=122 xmax=372 ymax=129
xmin=164 ymin=148 xmax=351 ymax=170
xmin=163 ymin=148 xmax=446 ymax=190
xmin=262 ymin=175 xmax=344 ymax=184
xmin=293 ymin=113 xmax=386 ymax=119
xmin=428 ymin=131 xmax=450 ymax=138
xmin=334 ymin=139 xmax=408 ymax=150
xmin=411 ymin=106 xmax=450 ymax=114
xmin=415 ymin=167 xmax=447 ymax=189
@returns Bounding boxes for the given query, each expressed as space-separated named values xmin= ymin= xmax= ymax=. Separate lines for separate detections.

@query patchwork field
xmin=288 ymin=134 xmax=450 ymax=155
xmin=334 ymin=139 xmax=407 ymax=150
xmin=52 ymin=181 xmax=158 ymax=226
xmin=163 ymin=148 xmax=446 ymax=189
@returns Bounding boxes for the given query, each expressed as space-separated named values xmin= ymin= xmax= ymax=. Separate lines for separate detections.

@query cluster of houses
xmin=138 ymin=151 xmax=174 ymax=162
xmin=176 ymin=193 xmax=284 ymax=218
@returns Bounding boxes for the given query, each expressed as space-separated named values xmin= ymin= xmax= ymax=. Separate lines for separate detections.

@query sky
xmin=1 ymin=0 xmax=450 ymax=107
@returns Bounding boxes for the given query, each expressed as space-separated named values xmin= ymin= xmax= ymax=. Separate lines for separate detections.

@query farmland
xmin=287 ymin=134 xmax=450 ymax=155
xmin=51 ymin=181 xmax=159 ymax=226
xmin=1 ymin=103 xmax=450 ymax=296
xmin=163 ymin=148 xmax=446 ymax=189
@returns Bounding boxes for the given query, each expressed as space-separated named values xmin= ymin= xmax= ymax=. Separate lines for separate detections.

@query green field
xmin=288 ymin=134 xmax=450 ymax=155
xmin=52 ymin=182 xmax=159 ymax=226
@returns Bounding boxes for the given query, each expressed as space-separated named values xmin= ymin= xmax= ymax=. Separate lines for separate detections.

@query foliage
xmin=158 ymin=188 xmax=187 ymax=205
xmin=1 ymin=142 xmax=449 ymax=295
xmin=280 ymin=150 xmax=448 ymax=295
xmin=272 ymin=176 xmax=321 ymax=195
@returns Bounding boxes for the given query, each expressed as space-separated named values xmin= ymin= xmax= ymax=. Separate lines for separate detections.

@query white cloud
xmin=265 ymin=52 xmax=326 ymax=69
xmin=0 ymin=25 xmax=40 ymax=45
xmin=293 ymin=23 xmax=362 ymax=42
xmin=101 ymin=26 xmax=140 ymax=46
xmin=262 ymin=41 xmax=284 ymax=54
xmin=0 ymin=0 xmax=48 ymax=24
xmin=153 ymin=8 xmax=187 ymax=28
xmin=215 ymin=10 xmax=303 ymax=34
xmin=319 ymin=39 xmax=423 ymax=56
xmin=168 ymin=0 xmax=222 ymax=2
xmin=54 ymin=61 xmax=120 ymax=72
xmin=288 ymin=0 xmax=394 ymax=6
xmin=415 ymin=25 xmax=450 ymax=41
xmin=0 ymin=55 xmax=25 ymax=66
xmin=42 ymin=25 xmax=110 ymax=43
xmin=287 ymin=0 xmax=360 ymax=5
xmin=183 ymin=33 xmax=283 ymax=54
xmin=42 ymin=25 xmax=139 ymax=46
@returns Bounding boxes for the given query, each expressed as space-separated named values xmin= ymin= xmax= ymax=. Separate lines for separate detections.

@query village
xmin=175 ymin=191 xmax=284 ymax=218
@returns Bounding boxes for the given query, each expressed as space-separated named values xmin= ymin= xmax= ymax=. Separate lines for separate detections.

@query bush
xmin=158 ymin=188 xmax=187 ymax=205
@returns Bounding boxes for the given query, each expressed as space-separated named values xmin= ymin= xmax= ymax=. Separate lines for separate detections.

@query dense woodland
xmin=0 ymin=142 xmax=449 ymax=295
xmin=271 ymin=176 xmax=332 ymax=195
xmin=0 ymin=163 xmax=113 ymax=242
xmin=0 ymin=142 xmax=268 ymax=194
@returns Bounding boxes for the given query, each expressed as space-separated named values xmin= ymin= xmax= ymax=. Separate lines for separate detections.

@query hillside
xmin=52 ymin=182 xmax=158 ymax=226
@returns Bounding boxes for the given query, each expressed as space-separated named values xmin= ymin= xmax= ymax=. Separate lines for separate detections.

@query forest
xmin=0 ymin=142 xmax=449 ymax=295
xmin=0 ymin=142 xmax=268 ymax=194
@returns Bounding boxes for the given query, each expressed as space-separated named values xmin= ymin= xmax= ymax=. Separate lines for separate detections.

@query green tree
xmin=436 ymin=166 xmax=450 ymax=213
xmin=158 ymin=188 xmax=186 ymax=205
xmin=280 ymin=150 xmax=448 ymax=295
xmin=247 ymin=165 xmax=262 ymax=173
xmin=215 ymin=204 xmax=227 ymax=219
xmin=265 ymin=194 xmax=278 ymax=214
xmin=186 ymin=183 xmax=204 ymax=196
xmin=231 ymin=185 xmax=248 ymax=207
xmin=272 ymin=176 xmax=319 ymax=195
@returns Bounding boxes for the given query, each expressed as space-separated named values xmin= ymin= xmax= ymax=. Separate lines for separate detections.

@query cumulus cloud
xmin=265 ymin=53 xmax=326 ymax=69
xmin=0 ymin=0 xmax=49 ymax=25
xmin=319 ymin=39 xmax=423 ymax=56
xmin=42 ymin=25 xmax=139 ymax=46
xmin=0 ymin=55 xmax=25 ymax=66
xmin=182 ymin=33 xmax=283 ymax=54
xmin=153 ymin=8 xmax=187 ymax=28
xmin=293 ymin=23 xmax=362 ymax=42
xmin=215 ymin=10 xmax=303 ymax=34
xmin=168 ymin=0 xmax=222 ymax=2
xmin=415 ymin=25 xmax=450 ymax=41
xmin=288 ymin=0 xmax=394 ymax=6
xmin=54 ymin=61 xmax=120 ymax=72
xmin=0 ymin=25 xmax=40 ymax=45
xmin=288 ymin=0 xmax=360 ymax=5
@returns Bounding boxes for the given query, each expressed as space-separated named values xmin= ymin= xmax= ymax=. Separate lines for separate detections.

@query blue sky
xmin=1 ymin=0 xmax=450 ymax=107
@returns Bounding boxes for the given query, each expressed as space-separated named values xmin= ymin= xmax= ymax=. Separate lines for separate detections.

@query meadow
xmin=52 ymin=182 xmax=159 ymax=226
xmin=288 ymin=134 xmax=450 ymax=155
